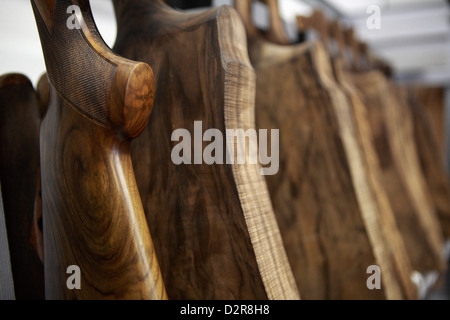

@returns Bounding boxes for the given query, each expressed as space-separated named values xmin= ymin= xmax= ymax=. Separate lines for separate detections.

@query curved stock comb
xmin=31 ymin=0 xmax=154 ymax=138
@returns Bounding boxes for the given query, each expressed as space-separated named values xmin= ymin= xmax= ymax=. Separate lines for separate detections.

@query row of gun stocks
xmin=0 ymin=0 xmax=449 ymax=300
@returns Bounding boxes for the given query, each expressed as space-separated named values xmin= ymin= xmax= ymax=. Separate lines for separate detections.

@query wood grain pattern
xmin=304 ymin=15 xmax=446 ymax=275
xmin=238 ymin=0 xmax=417 ymax=299
xmin=113 ymin=0 xmax=299 ymax=300
xmin=332 ymin=59 xmax=417 ymax=299
xmin=400 ymin=87 xmax=450 ymax=240
xmin=414 ymin=87 xmax=445 ymax=153
xmin=349 ymin=71 xmax=446 ymax=273
xmin=32 ymin=0 xmax=167 ymax=300
xmin=0 ymin=73 xmax=44 ymax=300
xmin=321 ymin=21 xmax=417 ymax=298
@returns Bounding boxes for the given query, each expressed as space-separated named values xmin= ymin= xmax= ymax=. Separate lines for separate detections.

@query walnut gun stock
xmin=113 ymin=0 xmax=299 ymax=300
xmin=31 ymin=0 xmax=167 ymax=300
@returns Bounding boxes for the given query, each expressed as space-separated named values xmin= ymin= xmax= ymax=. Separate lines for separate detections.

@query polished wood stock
xmin=31 ymin=0 xmax=167 ymax=299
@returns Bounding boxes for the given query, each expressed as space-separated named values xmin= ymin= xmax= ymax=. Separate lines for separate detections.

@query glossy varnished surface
xmin=40 ymin=87 xmax=166 ymax=299
xmin=32 ymin=0 xmax=166 ymax=299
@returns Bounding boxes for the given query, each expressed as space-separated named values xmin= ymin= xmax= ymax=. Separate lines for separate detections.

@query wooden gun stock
xmin=113 ymin=0 xmax=299 ymax=300
xmin=0 ymin=73 xmax=45 ymax=300
xmin=260 ymin=0 xmax=290 ymax=45
xmin=235 ymin=0 xmax=259 ymax=39
xmin=31 ymin=0 xmax=167 ymax=299
xmin=296 ymin=10 xmax=329 ymax=44
xmin=29 ymin=73 xmax=50 ymax=265
xmin=236 ymin=0 xmax=290 ymax=45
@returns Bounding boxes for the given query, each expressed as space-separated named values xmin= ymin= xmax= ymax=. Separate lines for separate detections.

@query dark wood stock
xmin=113 ymin=0 xmax=299 ymax=300
xmin=30 ymin=73 xmax=50 ymax=265
xmin=0 ymin=73 xmax=45 ymax=300
xmin=31 ymin=0 xmax=167 ymax=299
